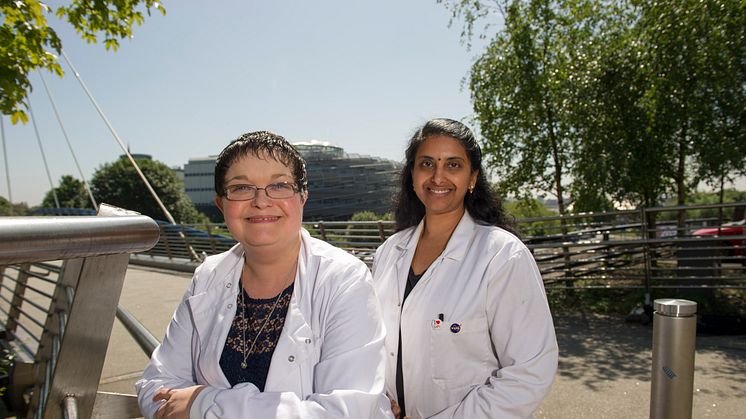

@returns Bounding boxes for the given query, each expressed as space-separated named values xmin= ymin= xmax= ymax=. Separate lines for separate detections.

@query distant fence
xmin=50 ymin=202 xmax=746 ymax=291
xmin=303 ymin=202 xmax=746 ymax=291
xmin=519 ymin=202 xmax=746 ymax=292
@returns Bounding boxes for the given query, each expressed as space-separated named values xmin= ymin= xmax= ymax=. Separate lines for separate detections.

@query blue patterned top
xmin=219 ymin=283 xmax=294 ymax=390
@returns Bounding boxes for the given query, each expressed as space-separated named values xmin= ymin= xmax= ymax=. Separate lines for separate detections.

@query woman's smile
xmin=246 ymin=215 xmax=281 ymax=223
xmin=425 ymin=185 xmax=454 ymax=195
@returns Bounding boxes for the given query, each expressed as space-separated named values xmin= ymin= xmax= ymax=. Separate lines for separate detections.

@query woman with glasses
xmin=137 ymin=131 xmax=392 ymax=419
xmin=372 ymin=119 xmax=557 ymax=419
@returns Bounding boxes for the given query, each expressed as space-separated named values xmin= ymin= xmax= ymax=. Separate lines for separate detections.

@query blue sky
xmin=2 ymin=0 xmax=488 ymax=206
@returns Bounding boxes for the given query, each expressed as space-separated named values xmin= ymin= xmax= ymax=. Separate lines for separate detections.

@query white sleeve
xmin=135 ymin=271 xmax=201 ymax=419
xmin=431 ymin=247 xmax=558 ymax=418
xmin=189 ymin=263 xmax=393 ymax=419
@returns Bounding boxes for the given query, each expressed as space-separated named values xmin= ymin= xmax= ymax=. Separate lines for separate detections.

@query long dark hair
xmin=393 ymin=118 xmax=515 ymax=234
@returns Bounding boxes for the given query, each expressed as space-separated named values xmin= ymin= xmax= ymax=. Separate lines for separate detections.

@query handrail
xmin=0 ymin=216 xmax=160 ymax=264
xmin=0 ymin=211 xmax=161 ymax=418
xmin=116 ymin=306 xmax=159 ymax=358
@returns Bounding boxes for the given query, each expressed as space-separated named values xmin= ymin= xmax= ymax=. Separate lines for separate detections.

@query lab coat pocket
xmin=429 ymin=318 xmax=486 ymax=391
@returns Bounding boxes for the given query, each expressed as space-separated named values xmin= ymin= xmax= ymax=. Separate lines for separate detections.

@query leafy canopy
xmin=41 ymin=174 xmax=93 ymax=208
xmin=440 ymin=0 xmax=746 ymax=212
xmin=0 ymin=0 xmax=166 ymax=123
xmin=90 ymin=156 xmax=207 ymax=224
xmin=0 ymin=195 xmax=29 ymax=215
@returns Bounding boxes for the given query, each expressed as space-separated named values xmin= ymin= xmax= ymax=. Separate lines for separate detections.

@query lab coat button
xmin=227 ymin=304 xmax=233 ymax=309
xmin=390 ymin=352 xmax=395 ymax=357
xmin=288 ymin=355 xmax=295 ymax=362
xmin=226 ymin=283 xmax=232 ymax=288
xmin=305 ymin=338 xmax=312 ymax=344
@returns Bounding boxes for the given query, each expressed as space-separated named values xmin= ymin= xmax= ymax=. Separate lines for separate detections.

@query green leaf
xmin=11 ymin=110 xmax=28 ymax=124
xmin=3 ymin=0 xmax=167 ymax=120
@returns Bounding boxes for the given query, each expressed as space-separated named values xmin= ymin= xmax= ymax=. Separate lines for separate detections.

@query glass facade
xmin=184 ymin=141 xmax=401 ymax=221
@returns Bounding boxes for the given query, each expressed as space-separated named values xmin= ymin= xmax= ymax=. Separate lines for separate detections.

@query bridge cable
xmin=27 ymin=98 xmax=60 ymax=208
xmin=0 ymin=117 xmax=12 ymax=214
xmin=38 ymin=71 xmax=98 ymax=211
xmin=60 ymin=49 xmax=202 ymax=261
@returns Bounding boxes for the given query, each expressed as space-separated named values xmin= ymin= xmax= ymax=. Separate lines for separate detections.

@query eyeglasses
xmin=224 ymin=182 xmax=299 ymax=201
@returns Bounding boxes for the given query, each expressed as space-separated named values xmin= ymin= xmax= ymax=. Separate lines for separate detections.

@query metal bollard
xmin=650 ymin=298 xmax=697 ymax=419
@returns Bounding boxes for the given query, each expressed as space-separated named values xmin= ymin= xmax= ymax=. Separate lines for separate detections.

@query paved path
xmin=105 ymin=265 xmax=746 ymax=418
xmin=535 ymin=313 xmax=746 ymax=418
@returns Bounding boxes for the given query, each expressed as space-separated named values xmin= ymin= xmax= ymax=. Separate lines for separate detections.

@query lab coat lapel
xmin=188 ymin=249 xmax=243 ymax=387
xmin=265 ymin=231 xmax=314 ymax=391
xmin=394 ymin=216 xmax=470 ymax=296
xmin=440 ymin=212 xmax=475 ymax=262
xmin=393 ymin=220 xmax=425 ymax=302
xmin=263 ymin=294 xmax=313 ymax=391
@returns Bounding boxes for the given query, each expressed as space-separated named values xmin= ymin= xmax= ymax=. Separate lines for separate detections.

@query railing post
xmin=178 ymin=223 xmax=201 ymax=262
xmin=5 ymin=262 xmax=31 ymax=335
xmin=318 ymin=222 xmax=327 ymax=242
xmin=205 ymin=223 xmax=217 ymax=254
xmin=641 ymin=206 xmax=653 ymax=318
xmin=38 ymin=253 xmax=131 ymax=418
xmin=162 ymin=225 xmax=174 ymax=260
xmin=559 ymin=214 xmax=573 ymax=296
xmin=650 ymin=298 xmax=697 ymax=419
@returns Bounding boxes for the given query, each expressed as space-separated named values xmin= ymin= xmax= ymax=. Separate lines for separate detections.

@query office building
xmin=183 ymin=141 xmax=401 ymax=221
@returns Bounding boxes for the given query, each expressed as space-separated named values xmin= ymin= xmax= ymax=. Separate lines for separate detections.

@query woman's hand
xmin=389 ymin=398 xmax=410 ymax=419
xmin=153 ymin=385 xmax=205 ymax=419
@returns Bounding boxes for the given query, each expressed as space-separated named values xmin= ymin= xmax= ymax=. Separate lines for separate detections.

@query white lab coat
xmin=372 ymin=212 xmax=558 ymax=419
xmin=136 ymin=229 xmax=393 ymax=419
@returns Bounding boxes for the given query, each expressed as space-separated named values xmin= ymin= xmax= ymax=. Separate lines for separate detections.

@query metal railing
xmin=115 ymin=306 xmax=158 ymax=359
xmin=0 ymin=214 xmax=160 ymax=419
xmin=131 ymin=202 xmax=746 ymax=291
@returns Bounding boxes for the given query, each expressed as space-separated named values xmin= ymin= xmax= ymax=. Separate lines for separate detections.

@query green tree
xmin=0 ymin=195 xmax=28 ymax=215
xmin=41 ymin=174 xmax=93 ymax=208
xmin=568 ymin=0 xmax=671 ymax=212
xmin=504 ymin=197 xmax=559 ymax=236
xmin=635 ymin=0 xmax=746 ymax=228
xmin=443 ymin=0 xmax=618 ymax=215
xmin=442 ymin=0 xmax=746 ymax=218
xmin=683 ymin=189 xmax=746 ymax=223
xmin=504 ymin=197 xmax=556 ymax=219
xmin=572 ymin=0 xmax=746 ymax=226
xmin=349 ymin=211 xmax=393 ymax=222
xmin=467 ymin=0 xmax=579 ymax=216
xmin=0 ymin=0 xmax=165 ymax=123
xmin=684 ymin=0 xmax=746 ymax=205
xmin=90 ymin=157 xmax=207 ymax=224
xmin=345 ymin=211 xmax=393 ymax=244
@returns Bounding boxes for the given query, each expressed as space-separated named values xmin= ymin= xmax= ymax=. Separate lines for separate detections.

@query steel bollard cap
xmin=654 ymin=299 xmax=697 ymax=317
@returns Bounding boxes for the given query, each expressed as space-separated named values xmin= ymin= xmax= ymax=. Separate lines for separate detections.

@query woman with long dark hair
xmin=373 ymin=118 xmax=557 ymax=418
